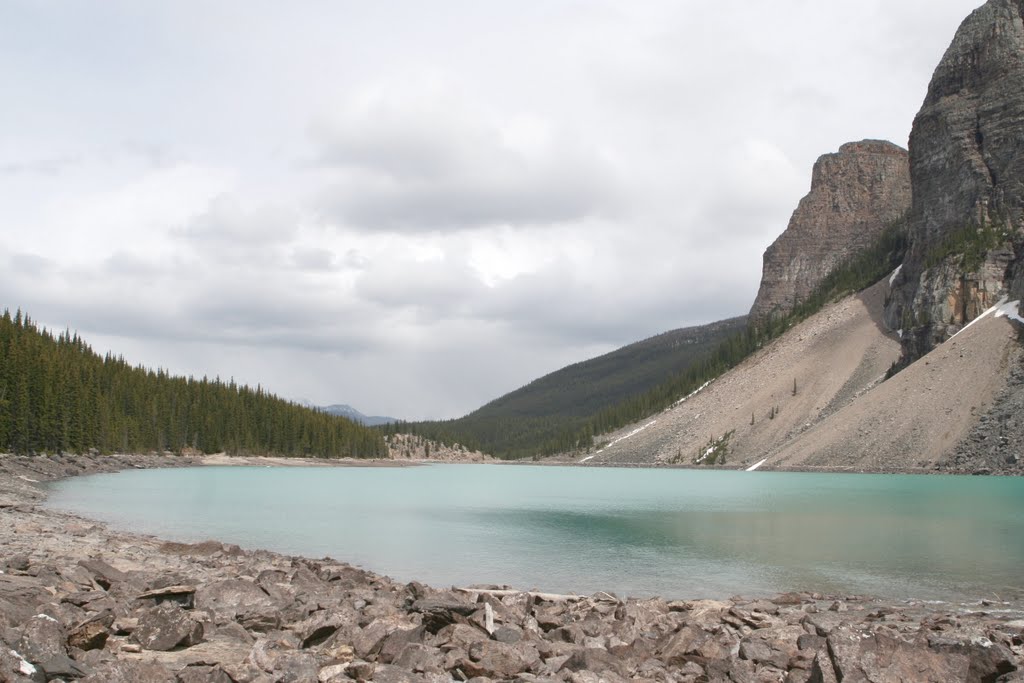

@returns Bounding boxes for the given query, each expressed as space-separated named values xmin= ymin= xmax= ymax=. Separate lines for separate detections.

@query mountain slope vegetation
xmin=0 ymin=309 xmax=385 ymax=458
xmin=391 ymin=221 xmax=909 ymax=459
xmin=471 ymin=316 xmax=748 ymax=420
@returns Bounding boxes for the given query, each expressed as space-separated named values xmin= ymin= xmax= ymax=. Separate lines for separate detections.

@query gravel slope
xmin=583 ymin=279 xmax=901 ymax=467
xmin=579 ymin=277 xmax=1023 ymax=473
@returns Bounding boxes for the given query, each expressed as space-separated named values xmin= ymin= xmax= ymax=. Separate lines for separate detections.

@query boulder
xmin=352 ymin=616 xmax=418 ymax=659
xmin=132 ymin=603 xmax=204 ymax=651
xmin=378 ymin=626 xmax=427 ymax=664
xmin=826 ymin=628 xmax=971 ymax=682
xmin=492 ymin=624 xmax=524 ymax=644
xmin=560 ymin=647 xmax=627 ymax=676
xmin=17 ymin=613 xmax=67 ymax=665
xmin=436 ymin=623 xmax=490 ymax=652
xmin=68 ymin=612 xmax=113 ymax=651
xmin=411 ymin=597 xmax=478 ymax=633
xmin=34 ymin=653 xmax=90 ymax=680
xmin=77 ymin=558 xmax=129 ymax=589
xmin=0 ymin=648 xmax=43 ymax=683
xmin=135 ymin=584 xmax=196 ymax=609
xmin=292 ymin=609 xmax=357 ymax=648
xmin=6 ymin=554 xmax=30 ymax=572
xmin=659 ymin=626 xmax=711 ymax=666
xmin=79 ymin=660 xmax=176 ymax=683
xmin=928 ymin=632 xmax=1018 ymax=682
xmin=175 ymin=664 xmax=236 ymax=683
xmin=392 ymin=643 xmax=445 ymax=674
xmin=458 ymin=640 xmax=540 ymax=678
xmin=365 ymin=663 xmax=422 ymax=683
xmin=195 ymin=579 xmax=282 ymax=632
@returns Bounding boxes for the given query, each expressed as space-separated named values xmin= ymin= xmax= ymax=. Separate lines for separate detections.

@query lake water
xmin=45 ymin=464 xmax=1024 ymax=601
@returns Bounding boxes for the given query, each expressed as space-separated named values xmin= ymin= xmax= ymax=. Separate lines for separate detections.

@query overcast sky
xmin=0 ymin=0 xmax=982 ymax=420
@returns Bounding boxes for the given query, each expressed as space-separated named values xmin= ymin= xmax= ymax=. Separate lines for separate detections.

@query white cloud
xmin=309 ymin=79 xmax=622 ymax=231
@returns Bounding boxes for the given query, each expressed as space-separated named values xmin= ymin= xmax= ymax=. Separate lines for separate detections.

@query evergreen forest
xmin=0 ymin=309 xmax=385 ymax=458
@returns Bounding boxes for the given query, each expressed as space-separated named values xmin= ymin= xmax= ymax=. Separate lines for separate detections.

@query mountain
xmin=750 ymin=140 xmax=911 ymax=324
xmin=393 ymin=316 xmax=750 ymax=459
xmin=577 ymin=273 xmax=1021 ymax=473
xmin=885 ymin=0 xmax=1024 ymax=360
xmin=565 ymin=0 xmax=1024 ymax=473
xmin=320 ymin=404 xmax=398 ymax=427
xmin=467 ymin=316 xmax=748 ymax=420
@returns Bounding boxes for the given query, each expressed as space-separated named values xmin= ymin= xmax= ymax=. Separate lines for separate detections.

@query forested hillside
xmin=471 ymin=316 xmax=748 ymax=420
xmin=389 ymin=221 xmax=908 ymax=459
xmin=0 ymin=310 xmax=385 ymax=458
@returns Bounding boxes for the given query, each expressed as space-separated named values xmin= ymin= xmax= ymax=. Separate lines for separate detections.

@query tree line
xmin=0 ymin=309 xmax=385 ymax=458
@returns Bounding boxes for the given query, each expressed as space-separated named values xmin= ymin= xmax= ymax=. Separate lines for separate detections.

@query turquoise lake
xmin=45 ymin=465 xmax=1024 ymax=601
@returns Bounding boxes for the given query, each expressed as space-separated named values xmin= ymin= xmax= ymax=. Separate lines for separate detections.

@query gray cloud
xmin=289 ymin=247 xmax=337 ymax=272
xmin=177 ymin=195 xmax=298 ymax=247
xmin=310 ymin=95 xmax=622 ymax=232
xmin=0 ymin=155 xmax=82 ymax=176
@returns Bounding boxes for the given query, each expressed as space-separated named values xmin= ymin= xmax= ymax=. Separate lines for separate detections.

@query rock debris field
xmin=1 ymin=453 xmax=1023 ymax=682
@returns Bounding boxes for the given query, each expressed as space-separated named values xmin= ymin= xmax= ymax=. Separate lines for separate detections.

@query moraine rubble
xmin=1 ymin=453 xmax=1022 ymax=683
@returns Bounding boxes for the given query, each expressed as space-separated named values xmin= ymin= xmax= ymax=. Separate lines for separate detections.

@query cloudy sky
xmin=1 ymin=0 xmax=981 ymax=420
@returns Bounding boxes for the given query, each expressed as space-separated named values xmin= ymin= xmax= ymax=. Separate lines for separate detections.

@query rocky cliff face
xmin=750 ymin=141 xmax=911 ymax=324
xmin=885 ymin=0 xmax=1024 ymax=356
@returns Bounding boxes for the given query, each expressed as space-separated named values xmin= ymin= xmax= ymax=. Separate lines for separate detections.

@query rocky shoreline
xmin=2 ymin=454 xmax=1023 ymax=682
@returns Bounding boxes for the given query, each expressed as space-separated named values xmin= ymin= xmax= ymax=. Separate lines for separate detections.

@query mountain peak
xmin=749 ymin=140 xmax=911 ymax=324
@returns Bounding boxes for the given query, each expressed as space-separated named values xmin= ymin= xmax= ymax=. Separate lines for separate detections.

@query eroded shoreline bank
xmin=1 ymin=453 xmax=1023 ymax=682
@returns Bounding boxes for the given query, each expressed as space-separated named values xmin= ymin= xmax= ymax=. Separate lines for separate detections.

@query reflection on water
xmin=45 ymin=465 xmax=1024 ymax=601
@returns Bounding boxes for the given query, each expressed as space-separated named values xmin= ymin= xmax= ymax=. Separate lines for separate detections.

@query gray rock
xmin=0 ymin=647 xmax=45 ymax=683
xmin=378 ymin=625 xmax=426 ymax=664
xmin=135 ymin=584 xmax=196 ymax=609
xmin=410 ymin=597 xmax=477 ymax=633
xmin=195 ymin=579 xmax=281 ymax=632
xmin=458 ymin=640 xmax=538 ymax=679
xmin=271 ymin=651 xmax=320 ymax=683
xmin=560 ymin=647 xmax=626 ymax=676
xmin=175 ymin=664 xmax=236 ymax=683
xmin=35 ymin=653 xmax=90 ymax=680
xmin=132 ymin=602 xmax=204 ymax=651
xmin=827 ymin=627 xmax=970 ymax=682
xmin=67 ymin=612 xmax=113 ymax=651
xmin=928 ymin=633 xmax=1019 ymax=682
xmin=6 ymin=554 xmax=30 ymax=572
xmin=492 ymin=625 xmax=523 ymax=644
xmin=292 ymin=609 xmax=356 ymax=648
xmin=346 ymin=660 xmax=377 ymax=680
xmin=352 ymin=617 xmax=417 ymax=659
xmin=365 ymin=663 xmax=423 ymax=683
xmin=79 ymin=660 xmax=176 ymax=683
xmin=77 ymin=558 xmax=129 ymax=589
xmin=392 ymin=643 xmax=445 ymax=674
xmin=437 ymin=623 xmax=490 ymax=652
xmin=17 ymin=613 xmax=67 ymax=665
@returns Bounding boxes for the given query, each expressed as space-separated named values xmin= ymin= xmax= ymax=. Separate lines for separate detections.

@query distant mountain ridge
xmin=468 ymin=316 xmax=748 ymax=420
xmin=320 ymin=404 xmax=398 ymax=427
xmin=391 ymin=315 xmax=749 ymax=458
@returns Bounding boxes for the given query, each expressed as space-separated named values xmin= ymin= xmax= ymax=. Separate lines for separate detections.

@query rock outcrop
xmin=885 ymin=0 xmax=1024 ymax=357
xmin=750 ymin=140 xmax=911 ymax=324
